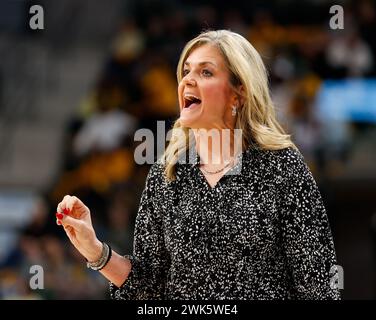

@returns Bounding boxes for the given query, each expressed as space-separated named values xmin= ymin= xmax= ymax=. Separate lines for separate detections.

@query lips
xmin=183 ymin=94 xmax=202 ymax=109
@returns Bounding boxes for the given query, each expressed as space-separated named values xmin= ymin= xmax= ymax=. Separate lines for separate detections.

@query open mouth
xmin=184 ymin=94 xmax=202 ymax=109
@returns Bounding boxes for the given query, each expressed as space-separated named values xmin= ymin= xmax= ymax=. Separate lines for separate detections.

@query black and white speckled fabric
xmin=110 ymin=147 xmax=340 ymax=300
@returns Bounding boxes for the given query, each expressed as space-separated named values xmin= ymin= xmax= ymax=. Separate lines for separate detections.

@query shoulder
xmin=143 ymin=161 xmax=168 ymax=196
xmin=250 ymin=146 xmax=304 ymax=171
xmin=147 ymin=160 xmax=165 ymax=180
xmin=248 ymin=147 xmax=311 ymax=183
xmin=252 ymin=146 xmax=303 ymax=164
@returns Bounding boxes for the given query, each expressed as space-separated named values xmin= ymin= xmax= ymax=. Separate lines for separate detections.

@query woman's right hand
xmin=56 ymin=195 xmax=103 ymax=262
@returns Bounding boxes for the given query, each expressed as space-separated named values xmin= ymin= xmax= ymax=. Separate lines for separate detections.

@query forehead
xmin=184 ymin=44 xmax=225 ymax=67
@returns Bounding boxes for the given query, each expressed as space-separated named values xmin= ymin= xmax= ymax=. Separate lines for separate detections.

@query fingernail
xmin=63 ymin=208 xmax=70 ymax=215
xmin=56 ymin=213 xmax=64 ymax=220
xmin=57 ymin=220 xmax=62 ymax=225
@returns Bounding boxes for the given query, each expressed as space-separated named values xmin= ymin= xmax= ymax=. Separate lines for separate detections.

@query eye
xmin=202 ymin=69 xmax=213 ymax=77
xmin=182 ymin=69 xmax=190 ymax=77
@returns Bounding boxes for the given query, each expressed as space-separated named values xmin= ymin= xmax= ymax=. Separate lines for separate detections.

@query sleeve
xmin=280 ymin=149 xmax=341 ymax=300
xmin=109 ymin=164 xmax=170 ymax=299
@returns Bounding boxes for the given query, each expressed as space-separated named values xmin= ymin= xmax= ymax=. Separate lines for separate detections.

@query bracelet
xmin=86 ymin=242 xmax=112 ymax=271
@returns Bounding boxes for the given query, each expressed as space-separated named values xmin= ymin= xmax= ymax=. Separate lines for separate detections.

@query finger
xmin=66 ymin=196 xmax=88 ymax=218
xmin=56 ymin=212 xmax=64 ymax=220
xmin=65 ymin=195 xmax=77 ymax=212
xmin=57 ymin=195 xmax=72 ymax=214
xmin=56 ymin=202 xmax=63 ymax=214
xmin=55 ymin=211 xmax=64 ymax=226
xmin=67 ymin=196 xmax=86 ymax=211
xmin=56 ymin=205 xmax=69 ymax=221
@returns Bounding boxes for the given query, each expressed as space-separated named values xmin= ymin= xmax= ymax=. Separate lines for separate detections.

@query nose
xmin=182 ymin=75 xmax=196 ymax=87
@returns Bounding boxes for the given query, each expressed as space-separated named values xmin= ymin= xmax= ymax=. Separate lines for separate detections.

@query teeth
xmin=183 ymin=93 xmax=201 ymax=109
xmin=184 ymin=94 xmax=200 ymax=101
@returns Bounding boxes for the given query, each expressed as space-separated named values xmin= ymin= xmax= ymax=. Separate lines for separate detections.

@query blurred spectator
xmin=326 ymin=29 xmax=374 ymax=77
xmin=111 ymin=20 xmax=145 ymax=64
xmin=356 ymin=0 xmax=376 ymax=73
xmin=73 ymin=79 xmax=137 ymax=158
xmin=72 ymin=109 xmax=136 ymax=157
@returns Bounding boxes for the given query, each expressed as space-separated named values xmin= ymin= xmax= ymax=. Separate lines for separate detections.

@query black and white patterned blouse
xmin=110 ymin=146 xmax=340 ymax=300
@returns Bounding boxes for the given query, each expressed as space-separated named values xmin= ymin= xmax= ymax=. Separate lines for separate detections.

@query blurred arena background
xmin=0 ymin=0 xmax=375 ymax=299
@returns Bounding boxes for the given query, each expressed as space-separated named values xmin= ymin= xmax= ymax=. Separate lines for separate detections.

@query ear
xmin=238 ymin=85 xmax=246 ymax=108
xmin=232 ymin=85 xmax=245 ymax=108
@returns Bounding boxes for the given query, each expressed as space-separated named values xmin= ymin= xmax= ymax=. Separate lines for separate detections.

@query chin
xmin=179 ymin=112 xmax=208 ymax=129
xmin=180 ymin=120 xmax=204 ymax=130
xmin=179 ymin=116 xmax=195 ymax=128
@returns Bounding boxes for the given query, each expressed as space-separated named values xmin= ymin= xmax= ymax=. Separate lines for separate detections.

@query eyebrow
xmin=184 ymin=61 xmax=217 ymax=68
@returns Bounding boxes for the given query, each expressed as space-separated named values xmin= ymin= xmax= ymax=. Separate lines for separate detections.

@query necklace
xmin=200 ymin=159 xmax=234 ymax=175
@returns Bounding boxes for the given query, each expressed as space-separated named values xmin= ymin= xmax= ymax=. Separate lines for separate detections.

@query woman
xmin=56 ymin=30 xmax=340 ymax=300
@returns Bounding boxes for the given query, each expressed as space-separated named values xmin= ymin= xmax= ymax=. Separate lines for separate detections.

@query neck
xmin=192 ymin=128 xmax=242 ymax=166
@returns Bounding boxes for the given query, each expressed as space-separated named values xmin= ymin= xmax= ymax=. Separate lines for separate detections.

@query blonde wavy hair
xmin=162 ymin=29 xmax=296 ymax=181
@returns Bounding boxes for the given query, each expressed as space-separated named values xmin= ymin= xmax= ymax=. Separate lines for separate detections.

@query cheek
xmin=203 ymin=81 xmax=231 ymax=110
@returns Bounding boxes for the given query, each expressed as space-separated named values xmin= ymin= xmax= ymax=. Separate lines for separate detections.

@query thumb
xmin=61 ymin=214 xmax=84 ymax=231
